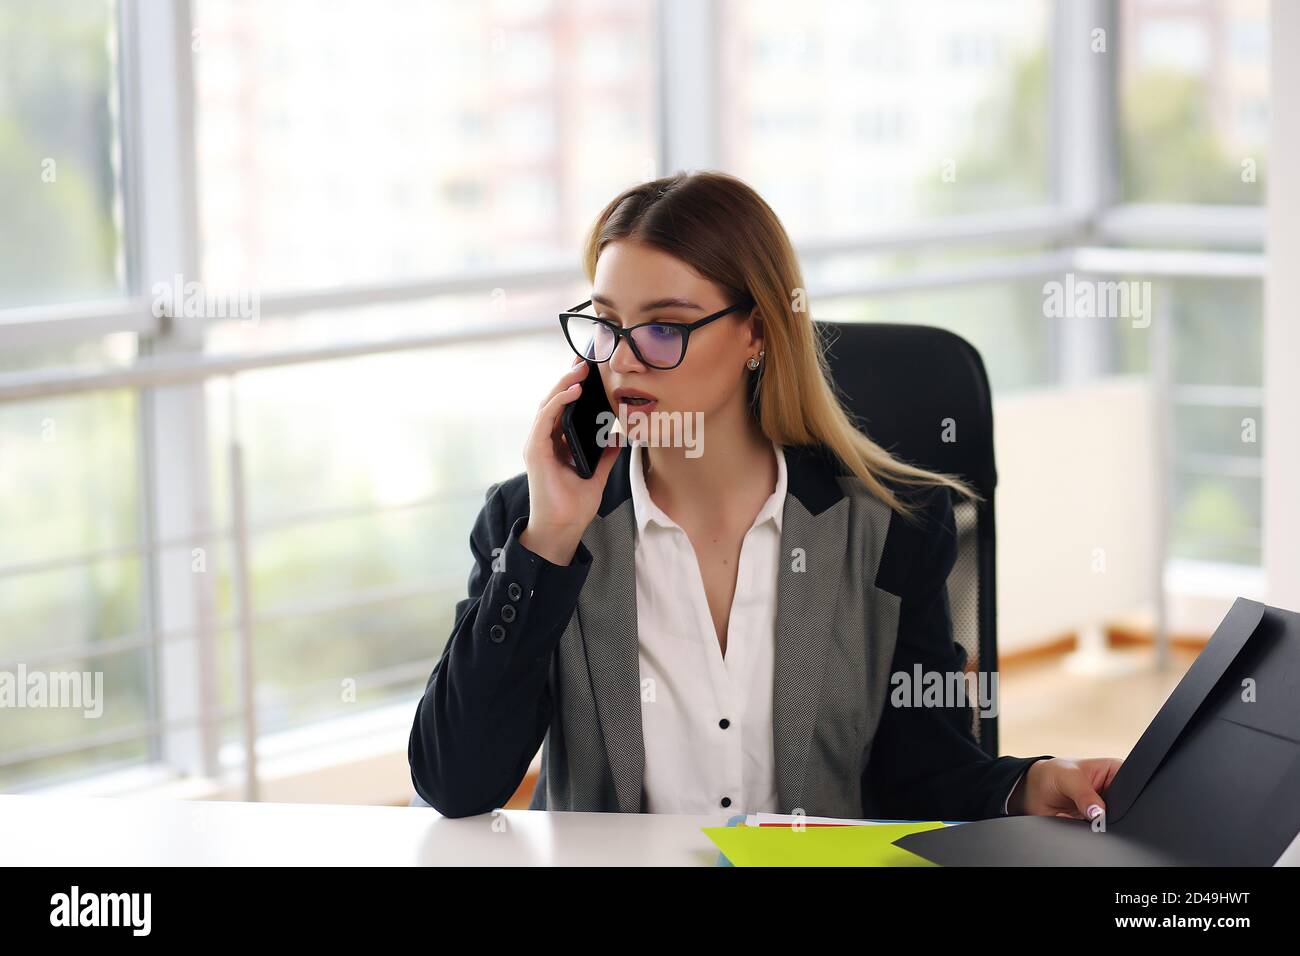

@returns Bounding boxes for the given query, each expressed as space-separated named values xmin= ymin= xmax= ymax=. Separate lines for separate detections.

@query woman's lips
xmin=619 ymin=398 xmax=658 ymax=414
xmin=612 ymin=388 xmax=659 ymax=419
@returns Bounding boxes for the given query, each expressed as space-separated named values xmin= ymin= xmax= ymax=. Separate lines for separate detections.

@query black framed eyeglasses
xmin=558 ymin=298 xmax=753 ymax=371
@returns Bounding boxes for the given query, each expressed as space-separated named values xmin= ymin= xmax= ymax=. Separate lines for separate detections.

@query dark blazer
xmin=409 ymin=441 xmax=1051 ymax=819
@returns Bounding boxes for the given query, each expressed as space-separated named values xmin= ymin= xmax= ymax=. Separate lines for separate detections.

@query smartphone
xmin=560 ymin=360 xmax=614 ymax=479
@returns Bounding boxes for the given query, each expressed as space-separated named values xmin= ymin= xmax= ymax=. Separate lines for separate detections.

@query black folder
xmin=895 ymin=597 xmax=1300 ymax=866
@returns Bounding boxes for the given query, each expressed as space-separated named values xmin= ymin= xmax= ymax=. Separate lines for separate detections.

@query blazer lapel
xmin=772 ymin=445 xmax=850 ymax=812
xmin=576 ymin=446 xmax=645 ymax=812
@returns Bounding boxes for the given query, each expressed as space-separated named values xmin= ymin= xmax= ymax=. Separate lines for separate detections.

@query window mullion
xmin=119 ymin=0 xmax=220 ymax=781
xmin=655 ymin=0 xmax=719 ymax=175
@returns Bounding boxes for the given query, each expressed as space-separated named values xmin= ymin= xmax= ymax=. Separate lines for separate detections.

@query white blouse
xmin=629 ymin=438 xmax=787 ymax=815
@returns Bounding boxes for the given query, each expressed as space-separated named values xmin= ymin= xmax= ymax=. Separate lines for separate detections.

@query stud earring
xmin=747 ymin=349 xmax=765 ymax=371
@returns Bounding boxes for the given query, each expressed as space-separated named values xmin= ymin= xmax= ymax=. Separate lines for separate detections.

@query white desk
xmin=0 ymin=795 xmax=735 ymax=866
xmin=7 ymin=795 xmax=1299 ymax=865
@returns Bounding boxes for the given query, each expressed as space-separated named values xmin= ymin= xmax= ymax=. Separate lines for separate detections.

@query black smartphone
xmin=560 ymin=360 xmax=614 ymax=478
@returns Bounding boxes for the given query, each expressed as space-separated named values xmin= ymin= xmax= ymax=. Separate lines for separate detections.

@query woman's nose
xmin=609 ymin=335 xmax=645 ymax=373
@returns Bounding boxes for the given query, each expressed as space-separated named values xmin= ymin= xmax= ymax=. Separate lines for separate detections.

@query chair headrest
xmin=817 ymin=321 xmax=997 ymax=497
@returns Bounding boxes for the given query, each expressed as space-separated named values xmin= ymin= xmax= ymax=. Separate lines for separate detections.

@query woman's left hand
xmin=1008 ymin=756 xmax=1124 ymax=821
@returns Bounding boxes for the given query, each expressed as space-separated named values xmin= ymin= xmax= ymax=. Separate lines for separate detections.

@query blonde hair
xmin=582 ymin=169 xmax=980 ymax=520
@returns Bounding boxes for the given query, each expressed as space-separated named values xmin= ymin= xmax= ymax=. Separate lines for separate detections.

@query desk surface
xmin=0 ymin=795 xmax=735 ymax=866
xmin=8 ymin=795 xmax=1300 ymax=866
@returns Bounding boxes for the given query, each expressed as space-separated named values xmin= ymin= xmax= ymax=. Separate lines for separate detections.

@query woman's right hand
xmin=519 ymin=356 xmax=621 ymax=566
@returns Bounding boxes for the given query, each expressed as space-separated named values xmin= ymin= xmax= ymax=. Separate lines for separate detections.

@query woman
xmin=410 ymin=170 xmax=1121 ymax=822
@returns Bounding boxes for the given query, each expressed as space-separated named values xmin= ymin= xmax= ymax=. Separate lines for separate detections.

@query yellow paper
xmin=702 ymin=821 xmax=947 ymax=867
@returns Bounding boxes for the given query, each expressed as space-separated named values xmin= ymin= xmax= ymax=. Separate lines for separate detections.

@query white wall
xmin=994 ymin=378 xmax=1157 ymax=652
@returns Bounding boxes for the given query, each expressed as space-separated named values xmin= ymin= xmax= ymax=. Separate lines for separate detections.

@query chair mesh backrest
xmin=818 ymin=321 xmax=999 ymax=757
xmin=946 ymin=498 xmax=986 ymax=744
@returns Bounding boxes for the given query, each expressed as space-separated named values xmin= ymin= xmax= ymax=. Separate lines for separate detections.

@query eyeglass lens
xmin=565 ymin=315 xmax=685 ymax=368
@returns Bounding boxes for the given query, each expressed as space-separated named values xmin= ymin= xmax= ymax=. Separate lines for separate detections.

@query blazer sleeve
xmin=863 ymin=485 xmax=1053 ymax=821
xmin=408 ymin=482 xmax=593 ymax=817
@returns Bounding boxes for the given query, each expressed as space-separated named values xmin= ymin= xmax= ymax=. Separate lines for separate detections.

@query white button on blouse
xmin=629 ymin=438 xmax=787 ymax=815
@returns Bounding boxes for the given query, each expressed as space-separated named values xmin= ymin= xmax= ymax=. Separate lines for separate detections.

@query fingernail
xmin=1087 ymin=804 xmax=1103 ymax=819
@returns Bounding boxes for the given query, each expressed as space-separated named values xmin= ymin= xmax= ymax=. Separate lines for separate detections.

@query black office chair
xmin=818 ymin=321 xmax=1000 ymax=758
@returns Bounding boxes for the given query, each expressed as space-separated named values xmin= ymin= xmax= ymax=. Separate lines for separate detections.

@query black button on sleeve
xmin=486 ymin=514 xmax=593 ymax=649
xmin=720 ymin=797 xmax=732 ymax=808
xmin=719 ymin=718 xmax=730 ymax=730
xmin=489 ymin=624 xmax=506 ymax=643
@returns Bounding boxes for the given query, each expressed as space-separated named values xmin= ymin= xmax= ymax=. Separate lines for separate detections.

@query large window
xmin=0 ymin=389 xmax=146 ymax=790
xmin=193 ymin=0 xmax=658 ymax=292
xmin=0 ymin=0 xmax=124 ymax=309
xmin=0 ymin=0 xmax=1270 ymax=793
xmin=1119 ymin=0 xmax=1268 ymax=204
xmin=719 ymin=0 xmax=1052 ymax=239
xmin=1114 ymin=0 xmax=1269 ymax=565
